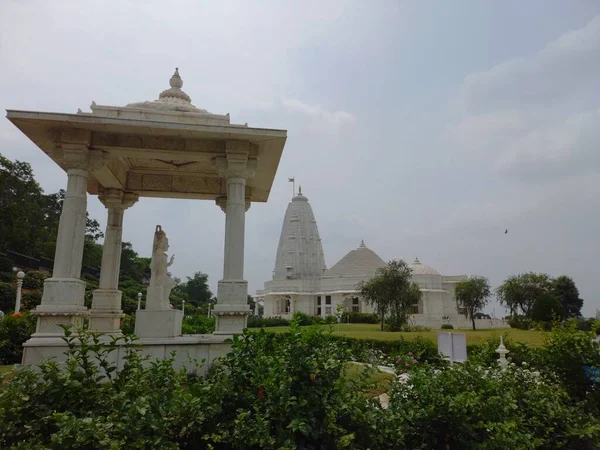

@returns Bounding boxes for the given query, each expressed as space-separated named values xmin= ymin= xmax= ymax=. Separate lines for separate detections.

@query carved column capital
xmin=216 ymin=196 xmax=251 ymax=213
xmin=216 ymin=196 xmax=227 ymax=213
xmin=98 ymin=188 xmax=139 ymax=210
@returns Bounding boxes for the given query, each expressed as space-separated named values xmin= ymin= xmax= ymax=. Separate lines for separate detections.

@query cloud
xmin=460 ymin=16 xmax=600 ymax=115
xmin=256 ymin=97 xmax=356 ymax=132
xmin=449 ymin=16 xmax=600 ymax=183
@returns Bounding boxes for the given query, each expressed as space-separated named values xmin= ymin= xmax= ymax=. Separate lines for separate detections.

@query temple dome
xmin=125 ymin=68 xmax=209 ymax=114
xmin=410 ymin=257 xmax=440 ymax=276
xmin=272 ymin=189 xmax=326 ymax=281
xmin=325 ymin=240 xmax=386 ymax=278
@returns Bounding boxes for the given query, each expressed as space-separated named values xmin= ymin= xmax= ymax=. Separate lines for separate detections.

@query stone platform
xmin=21 ymin=334 xmax=233 ymax=375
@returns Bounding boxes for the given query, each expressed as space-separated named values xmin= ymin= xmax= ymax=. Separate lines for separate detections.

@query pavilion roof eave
xmin=5 ymin=110 xmax=287 ymax=141
xmin=5 ymin=109 xmax=287 ymax=203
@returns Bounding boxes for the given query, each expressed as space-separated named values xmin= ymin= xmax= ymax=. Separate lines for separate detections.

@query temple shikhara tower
xmin=257 ymin=189 xmax=509 ymax=329
xmin=7 ymin=69 xmax=287 ymax=366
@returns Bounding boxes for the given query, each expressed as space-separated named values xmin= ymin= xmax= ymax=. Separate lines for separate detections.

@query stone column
xmin=89 ymin=189 xmax=139 ymax=334
xmin=213 ymin=142 xmax=256 ymax=334
xmin=33 ymin=144 xmax=93 ymax=337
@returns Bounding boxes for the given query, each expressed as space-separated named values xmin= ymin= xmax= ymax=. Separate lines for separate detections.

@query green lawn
xmin=261 ymin=323 xmax=544 ymax=347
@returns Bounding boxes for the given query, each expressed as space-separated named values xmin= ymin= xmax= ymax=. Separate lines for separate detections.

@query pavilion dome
xmin=325 ymin=241 xmax=386 ymax=278
xmin=272 ymin=188 xmax=326 ymax=281
xmin=410 ymin=257 xmax=440 ymax=276
xmin=125 ymin=68 xmax=210 ymax=114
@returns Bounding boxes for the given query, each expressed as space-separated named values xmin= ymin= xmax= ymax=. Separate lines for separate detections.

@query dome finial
xmin=359 ymin=240 xmax=366 ymax=248
xmin=170 ymin=67 xmax=183 ymax=89
xmin=298 ymin=185 xmax=302 ymax=195
xmin=414 ymin=257 xmax=421 ymax=264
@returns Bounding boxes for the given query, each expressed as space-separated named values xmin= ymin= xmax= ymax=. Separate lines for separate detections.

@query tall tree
xmin=359 ymin=259 xmax=421 ymax=331
xmin=530 ymin=293 xmax=565 ymax=323
xmin=179 ymin=271 xmax=213 ymax=307
xmin=496 ymin=272 xmax=552 ymax=317
xmin=552 ymin=275 xmax=583 ymax=318
xmin=455 ymin=276 xmax=491 ymax=330
xmin=0 ymin=155 xmax=47 ymax=256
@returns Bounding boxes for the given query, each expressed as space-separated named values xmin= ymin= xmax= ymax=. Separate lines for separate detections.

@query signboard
xmin=437 ymin=332 xmax=467 ymax=364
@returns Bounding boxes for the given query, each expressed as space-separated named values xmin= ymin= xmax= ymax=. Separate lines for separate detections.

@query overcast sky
xmin=2 ymin=1 xmax=600 ymax=317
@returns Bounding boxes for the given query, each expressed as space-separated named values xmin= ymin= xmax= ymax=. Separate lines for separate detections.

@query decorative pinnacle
xmin=170 ymin=67 xmax=183 ymax=89
xmin=414 ymin=257 xmax=421 ymax=264
xmin=298 ymin=185 xmax=302 ymax=195
xmin=359 ymin=240 xmax=366 ymax=248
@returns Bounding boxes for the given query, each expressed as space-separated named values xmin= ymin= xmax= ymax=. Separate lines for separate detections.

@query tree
xmin=530 ymin=293 xmax=565 ymax=323
xmin=552 ymin=276 xmax=583 ymax=318
xmin=179 ymin=271 xmax=212 ymax=307
xmin=496 ymin=272 xmax=552 ymax=317
xmin=455 ymin=276 xmax=491 ymax=330
xmin=359 ymin=259 xmax=421 ymax=331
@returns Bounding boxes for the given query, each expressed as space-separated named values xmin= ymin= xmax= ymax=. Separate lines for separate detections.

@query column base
xmin=32 ymin=278 xmax=88 ymax=337
xmin=89 ymin=289 xmax=124 ymax=334
xmin=214 ymin=280 xmax=250 ymax=334
xmin=135 ymin=309 xmax=183 ymax=338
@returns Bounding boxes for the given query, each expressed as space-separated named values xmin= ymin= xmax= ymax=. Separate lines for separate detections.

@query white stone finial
xmin=359 ymin=240 xmax=366 ymax=248
xmin=496 ymin=335 xmax=509 ymax=368
xmin=170 ymin=67 xmax=183 ymax=89
xmin=414 ymin=257 xmax=421 ymax=264
xmin=298 ymin=185 xmax=302 ymax=195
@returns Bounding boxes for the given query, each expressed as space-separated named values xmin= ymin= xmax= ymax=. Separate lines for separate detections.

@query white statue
xmin=147 ymin=225 xmax=176 ymax=309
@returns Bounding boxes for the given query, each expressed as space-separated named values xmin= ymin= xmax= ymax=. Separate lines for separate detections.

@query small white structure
xmin=257 ymin=191 xmax=509 ymax=329
xmin=7 ymin=68 xmax=287 ymax=369
xmin=496 ymin=336 xmax=509 ymax=368
xmin=437 ymin=332 xmax=467 ymax=364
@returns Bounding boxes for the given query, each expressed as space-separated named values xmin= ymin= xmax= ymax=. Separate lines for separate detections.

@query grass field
xmin=261 ymin=323 xmax=544 ymax=347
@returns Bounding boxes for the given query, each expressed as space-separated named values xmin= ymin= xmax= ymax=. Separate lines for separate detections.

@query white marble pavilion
xmin=257 ymin=189 xmax=508 ymax=329
xmin=7 ymin=68 xmax=287 ymax=366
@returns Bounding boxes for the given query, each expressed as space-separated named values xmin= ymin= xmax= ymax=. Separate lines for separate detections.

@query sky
xmin=1 ymin=0 xmax=600 ymax=317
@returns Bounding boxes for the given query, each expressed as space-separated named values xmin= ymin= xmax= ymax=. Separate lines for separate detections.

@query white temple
xmin=257 ymin=189 xmax=508 ymax=329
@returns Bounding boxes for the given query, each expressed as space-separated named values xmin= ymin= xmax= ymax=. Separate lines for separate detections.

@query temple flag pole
xmin=288 ymin=177 xmax=295 ymax=196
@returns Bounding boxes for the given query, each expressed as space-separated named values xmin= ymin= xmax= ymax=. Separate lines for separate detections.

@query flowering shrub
xmin=388 ymin=362 xmax=600 ymax=449
xmin=392 ymin=352 xmax=419 ymax=373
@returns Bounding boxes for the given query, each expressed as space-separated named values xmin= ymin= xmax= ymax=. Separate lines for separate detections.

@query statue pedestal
xmin=134 ymin=309 xmax=183 ymax=338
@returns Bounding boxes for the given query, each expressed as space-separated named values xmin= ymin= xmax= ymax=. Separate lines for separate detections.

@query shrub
xmin=0 ymin=311 xmax=36 ymax=364
xmin=389 ymin=362 xmax=600 ymax=449
xmin=21 ymin=289 xmax=42 ymax=310
xmin=401 ymin=324 xmax=431 ymax=332
xmin=441 ymin=323 xmax=454 ymax=329
xmin=0 ymin=325 xmax=384 ymax=449
xmin=182 ymin=314 xmax=216 ymax=334
xmin=121 ymin=313 xmax=135 ymax=335
xmin=291 ymin=311 xmax=317 ymax=326
xmin=247 ymin=316 xmax=290 ymax=328
xmin=0 ymin=282 xmax=16 ymax=313
xmin=341 ymin=312 xmax=379 ymax=324
xmin=535 ymin=321 xmax=600 ymax=414
xmin=21 ymin=271 xmax=48 ymax=290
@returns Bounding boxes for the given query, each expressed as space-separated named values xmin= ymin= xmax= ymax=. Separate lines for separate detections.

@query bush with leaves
xmin=0 ymin=281 xmax=16 ymax=313
xmin=0 ymin=311 xmax=36 ymax=364
xmin=21 ymin=270 xmax=48 ymax=290
xmin=182 ymin=314 xmax=216 ymax=334
xmin=0 ymin=323 xmax=386 ymax=449
xmin=247 ymin=316 xmax=290 ymax=328
xmin=388 ymin=362 xmax=600 ymax=449
xmin=341 ymin=311 xmax=379 ymax=324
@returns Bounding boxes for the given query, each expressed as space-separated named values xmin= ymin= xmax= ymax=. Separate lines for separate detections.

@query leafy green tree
xmin=496 ymin=272 xmax=552 ymax=317
xmin=455 ymin=276 xmax=491 ymax=330
xmin=179 ymin=271 xmax=212 ymax=307
xmin=530 ymin=293 xmax=565 ymax=323
xmin=359 ymin=259 xmax=421 ymax=331
xmin=119 ymin=242 xmax=150 ymax=282
xmin=0 ymin=155 xmax=47 ymax=257
xmin=552 ymin=275 xmax=583 ymax=318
